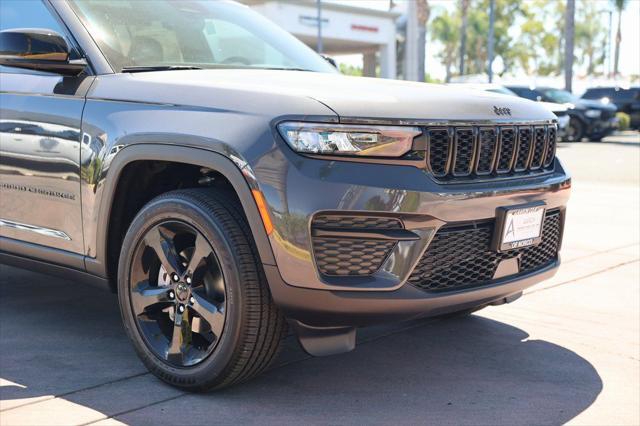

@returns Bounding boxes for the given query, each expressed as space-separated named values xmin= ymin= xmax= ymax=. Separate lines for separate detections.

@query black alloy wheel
xmin=118 ymin=189 xmax=286 ymax=391
xmin=129 ymin=220 xmax=225 ymax=367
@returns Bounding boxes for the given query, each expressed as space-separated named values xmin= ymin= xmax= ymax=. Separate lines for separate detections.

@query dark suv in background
xmin=582 ymin=86 xmax=640 ymax=130
xmin=507 ymin=85 xmax=618 ymax=141
xmin=1 ymin=0 xmax=570 ymax=391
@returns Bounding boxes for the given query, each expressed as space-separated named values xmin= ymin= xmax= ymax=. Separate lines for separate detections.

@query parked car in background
xmin=581 ymin=86 xmax=640 ymax=130
xmin=506 ymin=85 xmax=618 ymax=142
xmin=451 ymin=84 xmax=570 ymax=139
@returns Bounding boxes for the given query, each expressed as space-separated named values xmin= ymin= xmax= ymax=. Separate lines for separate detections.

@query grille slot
xmin=514 ymin=127 xmax=533 ymax=171
xmin=452 ymin=128 xmax=475 ymax=176
xmin=428 ymin=128 xmax=451 ymax=177
xmin=530 ymin=126 xmax=547 ymax=170
xmin=497 ymin=127 xmax=516 ymax=173
xmin=543 ymin=126 xmax=557 ymax=167
xmin=426 ymin=123 xmax=556 ymax=181
xmin=408 ymin=210 xmax=561 ymax=292
xmin=476 ymin=128 xmax=498 ymax=175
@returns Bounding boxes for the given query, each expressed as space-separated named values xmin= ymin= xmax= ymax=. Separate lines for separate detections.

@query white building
xmin=241 ymin=0 xmax=400 ymax=79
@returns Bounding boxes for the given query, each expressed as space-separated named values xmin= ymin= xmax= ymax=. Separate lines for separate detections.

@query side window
xmin=583 ymin=89 xmax=604 ymax=99
xmin=513 ymin=88 xmax=539 ymax=101
xmin=0 ymin=0 xmax=78 ymax=74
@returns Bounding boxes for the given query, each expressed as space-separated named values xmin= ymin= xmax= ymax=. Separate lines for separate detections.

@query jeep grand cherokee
xmin=0 ymin=0 xmax=570 ymax=391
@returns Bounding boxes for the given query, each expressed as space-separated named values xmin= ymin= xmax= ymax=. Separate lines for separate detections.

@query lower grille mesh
xmin=314 ymin=238 xmax=396 ymax=276
xmin=408 ymin=210 xmax=561 ymax=292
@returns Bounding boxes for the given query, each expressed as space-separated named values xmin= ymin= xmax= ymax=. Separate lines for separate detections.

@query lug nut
xmin=178 ymin=305 xmax=185 ymax=313
xmin=168 ymin=290 xmax=175 ymax=299
xmin=189 ymin=296 xmax=195 ymax=305
xmin=186 ymin=276 xmax=192 ymax=285
xmin=172 ymin=273 xmax=180 ymax=282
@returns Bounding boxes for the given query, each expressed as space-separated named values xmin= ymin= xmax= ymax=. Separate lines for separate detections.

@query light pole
xmin=316 ymin=0 xmax=323 ymax=54
xmin=487 ymin=0 xmax=495 ymax=82
xmin=600 ymin=9 xmax=613 ymax=77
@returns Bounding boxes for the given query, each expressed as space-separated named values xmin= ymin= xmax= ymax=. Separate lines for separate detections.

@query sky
xmin=328 ymin=0 xmax=640 ymax=81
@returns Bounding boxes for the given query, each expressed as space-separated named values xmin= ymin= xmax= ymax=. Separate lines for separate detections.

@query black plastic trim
xmin=311 ymin=227 xmax=419 ymax=241
xmin=86 ymin=144 xmax=276 ymax=278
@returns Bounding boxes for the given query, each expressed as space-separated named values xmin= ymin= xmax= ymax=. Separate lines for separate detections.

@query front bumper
xmin=251 ymin=141 xmax=571 ymax=328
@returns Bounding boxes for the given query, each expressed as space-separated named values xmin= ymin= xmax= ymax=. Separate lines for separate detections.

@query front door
xmin=0 ymin=0 xmax=91 ymax=254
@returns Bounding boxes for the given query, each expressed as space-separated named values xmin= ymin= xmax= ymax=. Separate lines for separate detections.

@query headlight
xmin=585 ymin=109 xmax=602 ymax=118
xmin=277 ymin=122 xmax=422 ymax=157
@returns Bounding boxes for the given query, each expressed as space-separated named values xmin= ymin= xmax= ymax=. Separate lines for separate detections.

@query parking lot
xmin=1 ymin=131 xmax=638 ymax=426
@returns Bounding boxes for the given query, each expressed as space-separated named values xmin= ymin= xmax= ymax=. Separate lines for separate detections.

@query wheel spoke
xmin=131 ymin=280 xmax=171 ymax=315
xmin=184 ymin=233 xmax=212 ymax=279
xmin=190 ymin=292 xmax=225 ymax=337
xmin=144 ymin=225 xmax=181 ymax=275
xmin=167 ymin=309 xmax=190 ymax=365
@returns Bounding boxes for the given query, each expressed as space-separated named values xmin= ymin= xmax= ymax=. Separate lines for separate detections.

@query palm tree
xmin=458 ymin=0 xmax=470 ymax=76
xmin=564 ymin=0 xmax=575 ymax=91
xmin=613 ymin=0 xmax=628 ymax=76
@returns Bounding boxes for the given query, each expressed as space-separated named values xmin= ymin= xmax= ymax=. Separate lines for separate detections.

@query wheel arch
xmin=84 ymin=144 xmax=276 ymax=283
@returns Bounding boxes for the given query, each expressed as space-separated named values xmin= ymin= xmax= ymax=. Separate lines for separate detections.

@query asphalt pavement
xmin=1 ymin=131 xmax=638 ymax=426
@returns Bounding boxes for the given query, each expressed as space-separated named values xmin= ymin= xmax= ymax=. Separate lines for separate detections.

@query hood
xmin=92 ymin=69 xmax=556 ymax=122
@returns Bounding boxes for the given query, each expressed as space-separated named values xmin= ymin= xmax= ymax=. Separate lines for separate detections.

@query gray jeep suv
xmin=0 ymin=0 xmax=570 ymax=391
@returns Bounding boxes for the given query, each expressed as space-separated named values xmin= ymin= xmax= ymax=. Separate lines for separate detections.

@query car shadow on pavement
xmin=0 ymin=266 xmax=603 ymax=425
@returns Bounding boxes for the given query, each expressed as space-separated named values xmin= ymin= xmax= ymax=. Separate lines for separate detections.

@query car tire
xmin=117 ymin=188 xmax=286 ymax=391
xmin=566 ymin=118 xmax=585 ymax=142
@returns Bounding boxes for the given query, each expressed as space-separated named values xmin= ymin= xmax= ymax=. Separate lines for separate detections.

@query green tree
xmin=431 ymin=9 xmax=459 ymax=82
xmin=460 ymin=0 xmax=526 ymax=76
xmin=338 ymin=63 xmax=363 ymax=77
xmin=575 ymin=0 xmax=607 ymax=75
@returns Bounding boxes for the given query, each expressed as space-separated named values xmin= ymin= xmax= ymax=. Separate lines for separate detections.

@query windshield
xmin=68 ymin=0 xmax=337 ymax=73
xmin=542 ymin=88 xmax=578 ymax=104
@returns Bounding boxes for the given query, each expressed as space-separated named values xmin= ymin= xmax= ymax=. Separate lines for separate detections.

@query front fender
xmin=83 ymin=144 xmax=276 ymax=278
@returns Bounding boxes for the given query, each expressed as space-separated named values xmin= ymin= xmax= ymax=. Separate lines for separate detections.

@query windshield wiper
xmin=121 ymin=65 xmax=204 ymax=73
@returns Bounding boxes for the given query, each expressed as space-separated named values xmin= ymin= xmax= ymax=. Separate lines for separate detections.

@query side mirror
xmin=0 ymin=28 xmax=87 ymax=76
xmin=536 ymin=95 xmax=543 ymax=102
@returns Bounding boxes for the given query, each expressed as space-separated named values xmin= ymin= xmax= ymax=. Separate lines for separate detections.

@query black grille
xmin=312 ymin=215 xmax=402 ymax=230
xmin=427 ymin=123 xmax=556 ymax=181
xmin=313 ymin=238 xmax=396 ymax=276
xmin=408 ymin=210 xmax=562 ymax=292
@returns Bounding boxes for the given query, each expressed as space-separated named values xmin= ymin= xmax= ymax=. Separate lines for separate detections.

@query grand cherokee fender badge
xmin=493 ymin=106 xmax=512 ymax=116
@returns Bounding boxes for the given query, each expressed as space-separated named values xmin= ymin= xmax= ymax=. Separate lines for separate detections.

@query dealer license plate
xmin=494 ymin=204 xmax=545 ymax=252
